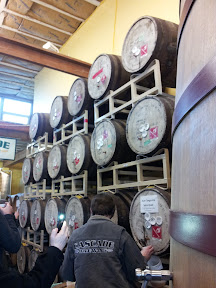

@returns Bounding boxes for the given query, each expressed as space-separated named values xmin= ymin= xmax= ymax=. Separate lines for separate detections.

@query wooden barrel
xmin=9 ymin=253 xmax=17 ymax=267
xmin=22 ymin=158 xmax=34 ymax=185
xmin=66 ymin=134 xmax=96 ymax=177
xmin=90 ymin=119 xmax=134 ymax=166
xmin=170 ymin=1 xmax=216 ymax=287
xmin=33 ymin=151 xmax=50 ymax=183
xmin=29 ymin=113 xmax=53 ymax=142
xmin=129 ymin=187 xmax=170 ymax=255
xmin=68 ymin=78 xmax=94 ymax=123
xmin=19 ymin=200 xmax=32 ymax=228
xmin=122 ymin=16 xmax=178 ymax=88
xmin=17 ymin=245 xmax=31 ymax=274
xmin=30 ymin=199 xmax=46 ymax=231
xmin=65 ymin=196 xmax=91 ymax=236
xmin=49 ymin=96 xmax=71 ymax=128
xmin=88 ymin=54 xmax=130 ymax=100
xmin=109 ymin=191 xmax=134 ymax=234
xmin=12 ymin=194 xmax=23 ymax=212
xmin=126 ymin=95 xmax=174 ymax=155
xmin=44 ymin=198 xmax=67 ymax=234
xmin=47 ymin=145 xmax=70 ymax=179
xmin=28 ymin=249 xmax=40 ymax=271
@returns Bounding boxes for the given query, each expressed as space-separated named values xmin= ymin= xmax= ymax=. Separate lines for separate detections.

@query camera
xmin=0 ymin=199 xmax=7 ymax=208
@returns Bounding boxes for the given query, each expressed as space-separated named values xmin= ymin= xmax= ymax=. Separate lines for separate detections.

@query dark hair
xmin=91 ymin=193 xmax=115 ymax=218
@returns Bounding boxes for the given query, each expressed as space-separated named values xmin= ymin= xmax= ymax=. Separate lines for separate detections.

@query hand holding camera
xmin=0 ymin=200 xmax=13 ymax=215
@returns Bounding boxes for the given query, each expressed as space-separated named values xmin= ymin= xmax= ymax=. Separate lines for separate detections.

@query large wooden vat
xmin=170 ymin=1 xmax=216 ymax=287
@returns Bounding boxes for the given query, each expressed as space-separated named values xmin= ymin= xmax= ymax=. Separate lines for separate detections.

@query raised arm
xmin=0 ymin=202 xmax=21 ymax=253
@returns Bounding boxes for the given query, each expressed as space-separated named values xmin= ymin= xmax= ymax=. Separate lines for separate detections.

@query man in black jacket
xmin=0 ymin=202 xmax=69 ymax=288
xmin=60 ymin=192 xmax=154 ymax=288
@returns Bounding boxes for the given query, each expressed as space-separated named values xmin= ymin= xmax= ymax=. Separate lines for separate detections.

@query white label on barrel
xmin=140 ymin=195 xmax=158 ymax=213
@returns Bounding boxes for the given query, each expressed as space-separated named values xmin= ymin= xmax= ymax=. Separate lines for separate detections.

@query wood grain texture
xmin=170 ymin=0 xmax=216 ymax=287
xmin=0 ymin=35 xmax=91 ymax=78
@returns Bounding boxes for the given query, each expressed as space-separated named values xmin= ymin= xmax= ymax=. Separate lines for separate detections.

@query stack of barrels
xmin=19 ymin=15 xmax=178 ymax=278
xmin=87 ymin=16 xmax=178 ymax=262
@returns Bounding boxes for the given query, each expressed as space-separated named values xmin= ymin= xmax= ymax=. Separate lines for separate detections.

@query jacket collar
xmin=89 ymin=215 xmax=112 ymax=221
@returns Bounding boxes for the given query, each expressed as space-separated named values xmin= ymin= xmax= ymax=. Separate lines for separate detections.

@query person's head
xmin=90 ymin=193 xmax=115 ymax=218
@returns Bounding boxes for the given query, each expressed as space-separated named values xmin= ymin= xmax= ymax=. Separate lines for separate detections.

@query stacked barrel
xmin=87 ymin=16 xmax=177 ymax=265
xmin=19 ymin=69 xmax=99 ymax=274
xmin=18 ymin=15 xmax=178 ymax=281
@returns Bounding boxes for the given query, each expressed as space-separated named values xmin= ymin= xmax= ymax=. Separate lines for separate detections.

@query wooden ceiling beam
xmin=30 ymin=0 xmax=85 ymax=22
xmin=0 ymin=122 xmax=29 ymax=141
xmin=1 ymin=25 xmax=62 ymax=47
xmin=84 ymin=0 xmax=101 ymax=6
xmin=0 ymin=71 xmax=34 ymax=81
xmin=0 ymin=61 xmax=38 ymax=74
xmin=0 ymin=36 xmax=91 ymax=78
xmin=0 ymin=79 xmax=34 ymax=89
xmin=4 ymin=8 xmax=72 ymax=36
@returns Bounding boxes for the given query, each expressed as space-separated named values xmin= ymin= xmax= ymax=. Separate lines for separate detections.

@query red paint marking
xmin=92 ymin=68 xmax=103 ymax=79
xmin=152 ymin=225 xmax=162 ymax=239
xmin=84 ymin=119 xmax=88 ymax=123
xmin=103 ymin=130 xmax=108 ymax=140
xmin=140 ymin=44 xmax=148 ymax=56
xmin=74 ymin=222 xmax=79 ymax=229
xmin=149 ymin=126 xmax=158 ymax=139
xmin=75 ymin=157 xmax=80 ymax=165
xmin=76 ymin=95 xmax=82 ymax=103
xmin=53 ymin=165 xmax=59 ymax=171
xmin=36 ymin=218 xmax=39 ymax=224
xmin=101 ymin=74 xmax=106 ymax=83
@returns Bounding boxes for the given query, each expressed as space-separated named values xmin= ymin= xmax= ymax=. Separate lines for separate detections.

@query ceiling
xmin=0 ymin=0 xmax=101 ymax=103
xmin=0 ymin=0 xmax=101 ymax=164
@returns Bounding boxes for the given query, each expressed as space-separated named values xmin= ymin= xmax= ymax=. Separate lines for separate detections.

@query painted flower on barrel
xmin=137 ymin=121 xmax=149 ymax=140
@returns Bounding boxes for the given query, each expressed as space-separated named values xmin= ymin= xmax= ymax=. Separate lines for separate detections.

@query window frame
xmin=0 ymin=96 xmax=33 ymax=125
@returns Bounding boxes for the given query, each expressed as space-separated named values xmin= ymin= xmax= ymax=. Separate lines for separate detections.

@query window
xmin=3 ymin=99 xmax=31 ymax=116
xmin=2 ymin=114 xmax=29 ymax=125
xmin=1 ymin=98 xmax=32 ymax=125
